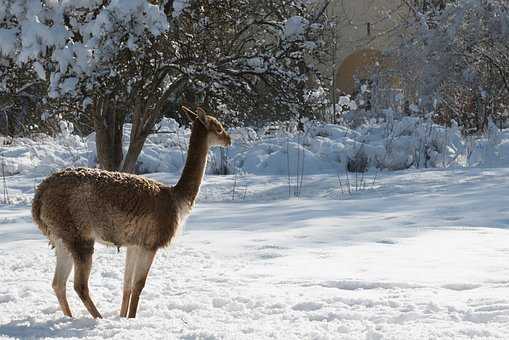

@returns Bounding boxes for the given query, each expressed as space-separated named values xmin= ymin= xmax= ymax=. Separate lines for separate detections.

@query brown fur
xmin=32 ymin=108 xmax=231 ymax=318
xmin=33 ymin=168 xmax=179 ymax=258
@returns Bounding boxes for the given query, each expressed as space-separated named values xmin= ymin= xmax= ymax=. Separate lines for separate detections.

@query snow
xmin=172 ymin=0 xmax=189 ymax=17
xmin=283 ymin=16 xmax=309 ymax=41
xmin=1 ymin=118 xmax=509 ymax=338
xmin=0 ymin=29 xmax=17 ymax=57
xmin=1 ymin=167 xmax=509 ymax=338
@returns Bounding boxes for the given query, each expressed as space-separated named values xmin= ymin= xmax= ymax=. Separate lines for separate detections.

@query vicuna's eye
xmin=217 ymin=129 xmax=223 ymax=134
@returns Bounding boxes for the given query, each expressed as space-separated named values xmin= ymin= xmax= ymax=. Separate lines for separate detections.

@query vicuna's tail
xmin=32 ymin=180 xmax=50 ymax=238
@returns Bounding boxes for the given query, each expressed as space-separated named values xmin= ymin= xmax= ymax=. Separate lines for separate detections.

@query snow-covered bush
xmin=3 ymin=115 xmax=509 ymax=177
xmin=347 ymin=147 xmax=369 ymax=173
xmin=398 ymin=0 xmax=509 ymax=133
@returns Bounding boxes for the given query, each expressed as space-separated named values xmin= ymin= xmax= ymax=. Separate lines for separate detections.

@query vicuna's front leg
xmin=120 ymin=246 xmax=156 ymax=318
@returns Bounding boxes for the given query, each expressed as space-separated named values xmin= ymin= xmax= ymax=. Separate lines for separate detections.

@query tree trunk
xmin=121 ymin=79 xmax=187 ymax=173
xmin=93 ymin=97 xmax=124 ymax=171
xmin=121 ymin=132 xmax=148 ymax=173
xmin=94 ymin=77 xmax=187 ymax=173
xmin=118 ymin=99 xmax=149 ymax=173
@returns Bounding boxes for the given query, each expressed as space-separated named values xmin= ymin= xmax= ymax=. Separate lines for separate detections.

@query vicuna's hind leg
xmin=52 ymin=240 xmax=74 ymax=317
xmin=127 ymin=248 xmax=156 ymax=318
xmin=72 ymin=240 xmax=102 ymax=319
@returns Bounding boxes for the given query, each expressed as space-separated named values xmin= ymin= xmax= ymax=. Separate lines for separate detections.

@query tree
xmin=1 ymin=0 xmax=330 ymax=172
xmin=397 ymin=0 xmax=509 ymax=133
xmin=115 ymin=0 xmax=331 ymax=172
xmin=0 ymin=61 xmax=46 ymax=136
xmin=1 ymin=0 xmax=171 ymax=167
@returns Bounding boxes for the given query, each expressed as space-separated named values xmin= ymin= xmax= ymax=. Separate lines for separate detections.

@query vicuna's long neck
xmin=174 ymin=121 xmax=209 ymax=206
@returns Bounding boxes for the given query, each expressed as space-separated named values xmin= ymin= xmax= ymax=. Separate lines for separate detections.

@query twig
xmin=286 ymin=136 xmax=291 ymax=198
xmin=232 ymin=165 xmax=238 ymax=201
xmin=242 ymin=182 xmax=248 ymax=201
xmin=1 ymin=156 xmax=9 ymax=204
xmin=336 ymin=171 xmax=345 ymax=199
xmin=345 ymin=168 xmax=351 ymax=195
xmin=371 ymin=169 xmax=380 ymax=190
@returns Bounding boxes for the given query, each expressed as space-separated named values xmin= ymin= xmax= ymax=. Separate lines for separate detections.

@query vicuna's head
xmin=182 ymin=106 xmax=232 ymax=147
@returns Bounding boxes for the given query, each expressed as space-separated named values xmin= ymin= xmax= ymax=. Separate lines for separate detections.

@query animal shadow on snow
xmin=0 ymin=317 xmax=98 ymax=339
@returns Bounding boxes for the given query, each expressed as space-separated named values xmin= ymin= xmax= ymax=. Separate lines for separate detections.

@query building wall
xmin=331 ymin=0 xmax=409 ymax=61
xmin=328 ymin=0 xmax=412 ymax=95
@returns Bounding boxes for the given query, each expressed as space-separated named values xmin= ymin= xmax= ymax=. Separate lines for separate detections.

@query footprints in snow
xmin=247 ymin=239 xmax=289 ymax=260
xmin=257 ymin=244 xmax=287 ymax=259
xmin=375 ymin=240 xmax=397 ymax=245
xmin=292 ymin=302 xmax=323 ymax=311
xmin=442 ymin=283 xmax=481 ymax=291
xmin=0 ymin=293 xmax=15 ymax=304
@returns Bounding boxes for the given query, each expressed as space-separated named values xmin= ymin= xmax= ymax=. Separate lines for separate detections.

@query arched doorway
xmin=335 ymin=49 xmax=400 ymax=111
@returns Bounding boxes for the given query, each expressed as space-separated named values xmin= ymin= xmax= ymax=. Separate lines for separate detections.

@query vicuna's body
xmin=34 ymin=168 xmax=186 ymax=255
xmin=32 ymin=107 xmax=231 ymax=318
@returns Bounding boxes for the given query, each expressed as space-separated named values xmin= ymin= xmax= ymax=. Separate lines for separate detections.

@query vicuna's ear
xmin=195 ymin=107 xmax=209 ymax=129
xmin=181 ymin=106 xmax=198 ymax=123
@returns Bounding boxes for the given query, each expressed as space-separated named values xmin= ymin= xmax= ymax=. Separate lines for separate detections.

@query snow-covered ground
xmin=1 ymin=167 xmax=509 ymax=339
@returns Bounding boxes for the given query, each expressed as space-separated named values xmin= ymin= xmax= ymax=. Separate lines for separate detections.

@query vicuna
xmin=32 ymin=107 xmax=231 ymax=318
